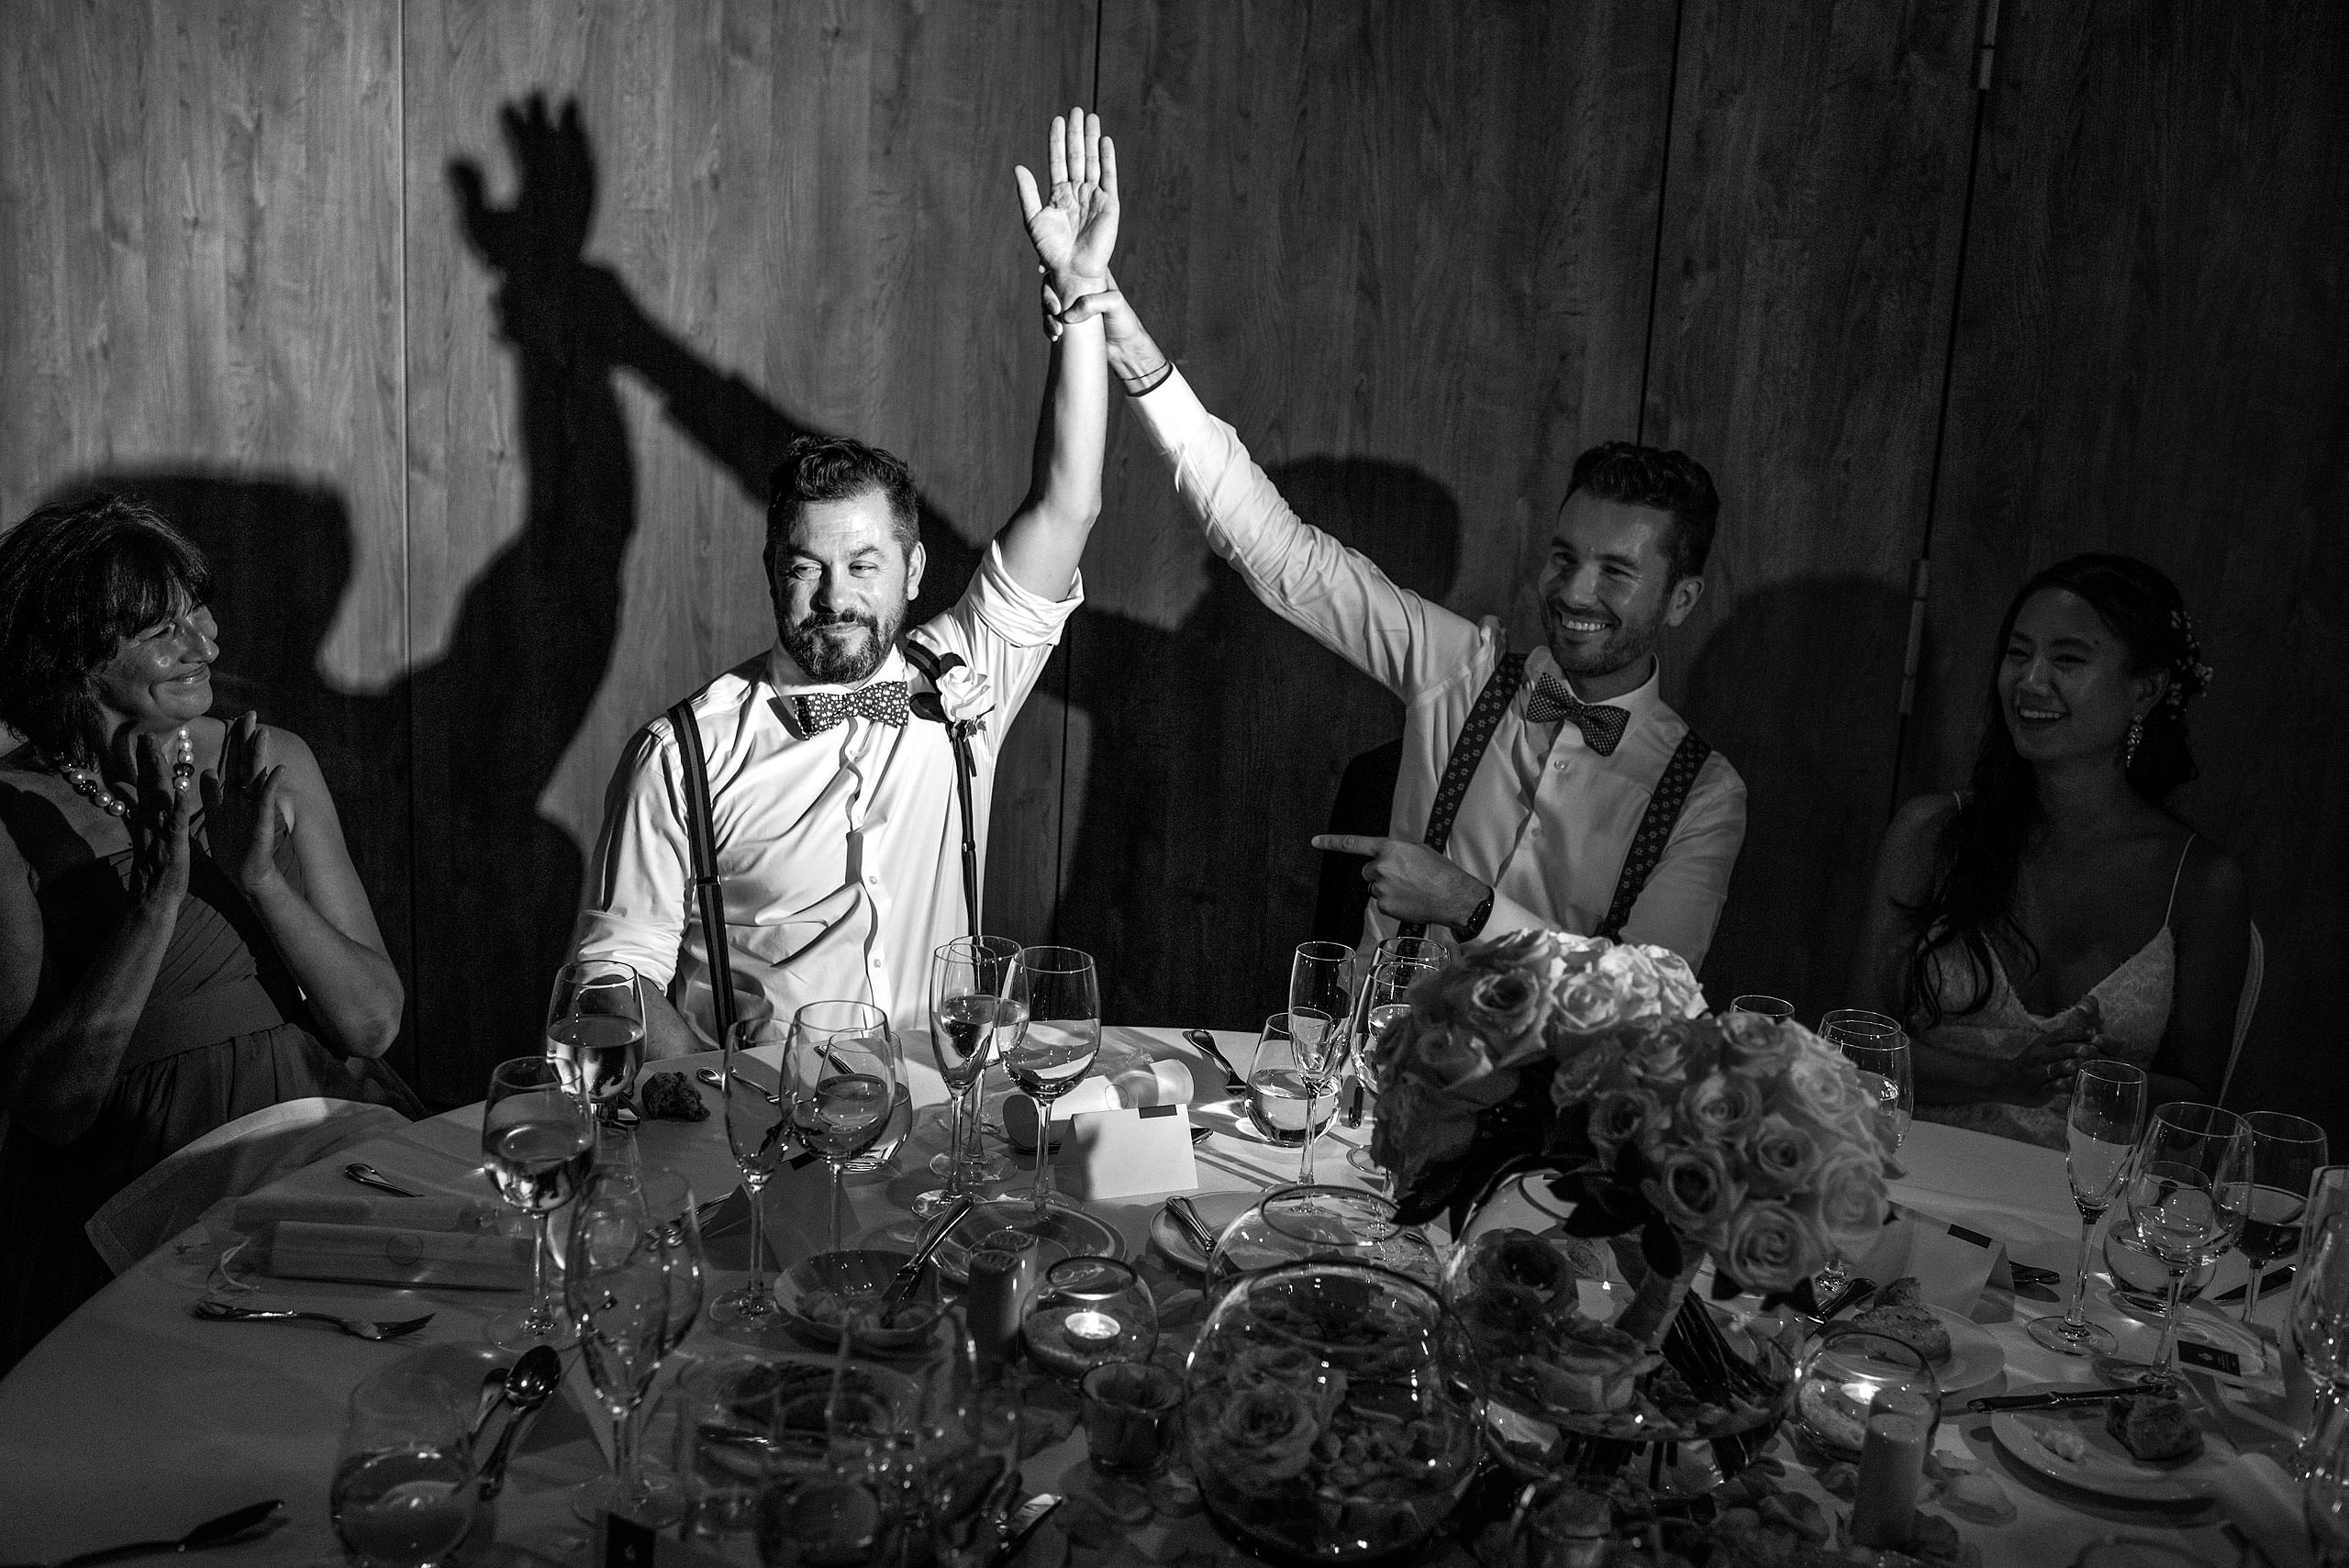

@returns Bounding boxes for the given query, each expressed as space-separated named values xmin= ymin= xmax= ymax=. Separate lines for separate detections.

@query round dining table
xmin=0 ymin=1026 xmax=2294 ymax=1566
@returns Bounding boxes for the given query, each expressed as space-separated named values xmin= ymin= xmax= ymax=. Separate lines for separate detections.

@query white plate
xmin=1147 ymin=1191 xmax=1258 ymax=1273
xmin=1930 ymin=1306 xmax=2005 ymax=1394
xmin=1989 ymin=1386 xmax=2238 ymax=1503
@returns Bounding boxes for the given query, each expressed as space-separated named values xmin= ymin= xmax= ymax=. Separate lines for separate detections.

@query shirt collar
xmin=1521 ymin=646 xmax=1664 ymax=725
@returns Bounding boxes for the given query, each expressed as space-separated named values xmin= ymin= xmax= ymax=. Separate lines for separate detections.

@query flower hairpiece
xmin=2165 ymin=607 xmax=2212 ymax=707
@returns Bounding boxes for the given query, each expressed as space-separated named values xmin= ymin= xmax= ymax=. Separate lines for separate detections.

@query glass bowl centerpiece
xmin=1368 ymin=931 xmax=1896 ymax=1482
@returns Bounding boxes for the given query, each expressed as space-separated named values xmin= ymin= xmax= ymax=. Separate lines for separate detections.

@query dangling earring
xmin=2125 ymin=714 xmax=2144 ymax=770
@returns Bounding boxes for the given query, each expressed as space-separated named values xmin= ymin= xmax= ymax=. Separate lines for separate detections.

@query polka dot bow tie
xmin=796 ymin=681 xmax=911 ymax=733
xmin=1524 ymin=674 xmax=1629 ymax=755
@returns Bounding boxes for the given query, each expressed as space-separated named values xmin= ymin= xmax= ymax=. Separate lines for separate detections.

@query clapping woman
xmin=0 ymin=495 xmax=419 ymax=1370
xmin=1847 ymin=553 xmax=2251 ymax=1149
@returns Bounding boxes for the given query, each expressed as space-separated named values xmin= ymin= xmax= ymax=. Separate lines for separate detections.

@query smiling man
xmin=1057 ymin=282 xmax=1746 ymax=971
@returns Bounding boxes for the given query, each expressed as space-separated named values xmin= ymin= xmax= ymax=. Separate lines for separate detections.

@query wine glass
xmin=480 ymin=1055 xmax=595 ymax=1349
xmin=2239 ymin=1112 xmax=2328 ymax=1320
xmin=1246 ymin=1014 xmax=1334 ymax=1150
xmin=1729 ymin=995 xmax=1795 ymax=1023
xmin=709 ymin=1019 xmax=792 ymax=1329
xmin=916 ymin=937 xmax=1025 ymax=1218
xmin=785 ymin=1001 xmax=903 ymax=1252
xmin=2294 ymin=1215 xmax=2349 ymax=1478
xmin=2029 ymin=1060 xmax=2146 ymax=1355
xmin=2098 ymin=1102 xmax=2253 ymax=1386
xmin=1820 ymin=1009 xmax=1912 ymax=1154
xmin=567 ymin=1169 xmax=679 ymax=1525
xmin=916 ymin=1307 xmax=1026 ymax=1568
xmin=547 ymin=959 xmax=646 ymax=1129
xmin=1002 ymin=947 xmax=1099 ymax=1216
xmin=330 ymin=1369 xmax=476 ymax=1566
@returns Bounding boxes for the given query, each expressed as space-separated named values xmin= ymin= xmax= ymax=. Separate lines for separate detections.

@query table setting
xmin=0 ymin=931 xmax=2340 ymax=1568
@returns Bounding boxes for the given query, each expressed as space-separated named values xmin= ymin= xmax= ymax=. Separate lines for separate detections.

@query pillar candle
xmin=1850 ymin=1388 xmax=1932 ymax=1548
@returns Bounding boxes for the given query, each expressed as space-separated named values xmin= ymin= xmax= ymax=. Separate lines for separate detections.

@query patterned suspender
xmin=667 ymin=698 xmax=738 ymax=1047
xmin=1593 ymin=729 xmax=1713 ymax=941
xmin=1395 ymin=652 xmax=1525 ymax=942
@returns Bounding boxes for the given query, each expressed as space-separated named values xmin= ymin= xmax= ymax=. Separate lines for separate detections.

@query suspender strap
xmin=1396 ymin=651 xmax=1525 ymax=942
xmin=667 ymin=699 xmax=738 ymax=1047
xmin=1594 ymin=729 xmax=1712 ymax=942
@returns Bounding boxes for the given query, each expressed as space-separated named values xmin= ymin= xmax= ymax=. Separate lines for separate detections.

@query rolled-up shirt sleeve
xmin=573 ymin=719 xmax=694 ymax=991
xmin=917 ymin=539 xmax=1083 ymax=727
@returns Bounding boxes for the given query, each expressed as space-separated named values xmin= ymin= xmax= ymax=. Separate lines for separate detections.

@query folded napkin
xmin=1847 ymin=1206 xmax=2005 ymax=1313
xmin=2212 ymin=1452 xmax=2318 ymax=1568
xmin=252 ymin=1219 xmax=532 ymax=1291
xmin=1002 ymin=1062 xmax=1196 ymax=1151
xmin=226 ymin=1192 xmax=504 ymax=1235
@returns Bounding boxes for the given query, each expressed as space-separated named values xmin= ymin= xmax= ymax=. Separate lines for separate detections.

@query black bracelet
xmin=1120 ymin=361 xmax=1174 ymax=398
xmin=1451 ymin=892 xmax=1496 ymax=943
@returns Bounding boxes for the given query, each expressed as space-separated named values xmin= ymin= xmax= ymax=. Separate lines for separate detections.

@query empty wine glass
xmin=567 ymin=1169 xmax=680 ymax=1526
xmin=2098 ymin=1101 xmax=2253 ymax=1386
xmin=1002 ymin=947 xmax=1099 ymax=1216
xmin=916 ymin=1307 xmax=1025 ymax=1568
xmin=917 ymin=937 xmax=1025 ymax=1218
xmin=2029 ymin=1060 xmax=2146 ymax=1356
xmin=1820 ymin=1009 xmax=1912 ymax=1154
xmin=785 ymin=1001 xmax=903 ymax=1252
xmin=480 ymin=1054 xmax=595 ymax=1350
xmin=708 ymin=1019 xmax=792 ymax=1329
xmin=1730 ymin=995 xmax=1796 ymax=1023
xmin=2239 ymin=1112 xmax=2328 ymax=1321
xmin=546 ymin=959 xmax=646 ymax=1129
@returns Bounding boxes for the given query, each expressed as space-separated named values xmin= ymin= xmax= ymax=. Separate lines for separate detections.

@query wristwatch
xmin=1451 ymin=891 xmax=1496 ymax=943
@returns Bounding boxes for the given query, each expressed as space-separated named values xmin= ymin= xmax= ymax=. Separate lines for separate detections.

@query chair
xmin=2219 ymin=921 xmax=2266 ymax=1106
xmin=1313 ymin=738 xmax=1404 ymax=944
xmin=83 ymin=1095 xmax=411 ymax=1275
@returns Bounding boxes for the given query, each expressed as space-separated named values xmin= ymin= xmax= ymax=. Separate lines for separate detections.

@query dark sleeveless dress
xmin=0 ymin=766 xmax=421 ymax=1373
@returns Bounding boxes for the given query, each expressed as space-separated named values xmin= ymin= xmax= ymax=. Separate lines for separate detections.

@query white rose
xmin=934 ymin=665 xmax=994 ymax=727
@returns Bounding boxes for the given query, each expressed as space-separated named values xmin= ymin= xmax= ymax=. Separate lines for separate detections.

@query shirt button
xmin=1554 ymin=761 xmax=1569 ymax=772
xmin=1530 ymin=824 xmax=1543 ymax=836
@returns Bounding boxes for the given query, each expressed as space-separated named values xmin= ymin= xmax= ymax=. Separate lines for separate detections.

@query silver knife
xmin=1969 ymin=1385 xmax=2139 ymax=1412
xmin=993 ymin=1493 xmax=1063 ymax=1567
xmin=1166 ymin=1195 xmax=1220 ymax=1256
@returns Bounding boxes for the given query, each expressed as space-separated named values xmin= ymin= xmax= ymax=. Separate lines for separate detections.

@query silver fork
xmin=192 ymin=1297 xmax=433 ymax=1341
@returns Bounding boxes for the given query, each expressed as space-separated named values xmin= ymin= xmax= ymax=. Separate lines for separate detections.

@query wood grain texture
xmin=1642 ymin=0 xmax=1980 ymax=1017
xmin=0 ymin=1 xmax=417 ymax=1086
xmin=1073 ymin=0 xmax=1675 ymax=1029
xmin=1908 ymin=0 xmax=2349 ymax=1139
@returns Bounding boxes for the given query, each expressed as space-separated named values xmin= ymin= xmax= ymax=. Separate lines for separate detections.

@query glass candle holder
xmin=1206 ymin=1184 xmax=1440 ymax=1296
xmin=1082 ymin=1362 xmax=1185 ymax=1477
xmin=1020 ymin=1257 xmax=1156 ymax=1382
xmin=1791 ymin=1324 xmax=1942 ymax=1459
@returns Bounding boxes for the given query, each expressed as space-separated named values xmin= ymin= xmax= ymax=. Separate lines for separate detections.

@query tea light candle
xmin=1850 ymin=1388 xmax=1932 ymax=1548
xmin=1063 ymin=1309 xmax=1122 ymax=1348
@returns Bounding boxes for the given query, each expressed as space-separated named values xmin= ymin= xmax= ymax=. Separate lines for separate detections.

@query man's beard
xmin=1542 ymin=601 xmax=1664 ymax=681
xmin=780 ymin=606 xmax=900 ymax=684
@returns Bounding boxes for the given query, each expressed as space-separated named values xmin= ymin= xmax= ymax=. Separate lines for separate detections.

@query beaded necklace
xmin=36 ymin=728 xmax=194 ymax=818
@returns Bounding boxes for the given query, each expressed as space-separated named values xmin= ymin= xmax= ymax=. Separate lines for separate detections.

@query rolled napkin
xmin=251 ymin=1219 xmax=532 ymax=1291
xmin=2211 ymin=1451 xmax=2319 ymax=1568
xmin=1001 ymin=1062 xmax=1196 ymax=1152
xmin=225 ymin=1192 xmax=505 ymax=1235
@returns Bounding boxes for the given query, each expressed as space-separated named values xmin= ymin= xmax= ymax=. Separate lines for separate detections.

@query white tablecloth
xmin=0 ymin=1031 xmax=2286 ymax=1565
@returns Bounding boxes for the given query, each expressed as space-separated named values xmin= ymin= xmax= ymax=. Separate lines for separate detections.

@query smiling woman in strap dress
xmin=1847 ymin=553 xmax=2250 ymax=1150
xmin=0 ymin=494 xmax=418 ymax=1372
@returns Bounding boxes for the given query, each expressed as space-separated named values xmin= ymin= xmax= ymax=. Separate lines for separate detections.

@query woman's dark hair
xmin=0 ymin=493 xmax=213 ymax=764
xmin=1903 ymin=552 xmax=2210 ymax=1027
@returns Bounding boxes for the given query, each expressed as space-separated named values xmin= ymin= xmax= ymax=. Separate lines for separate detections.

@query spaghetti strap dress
xmin=0 ymin=767 xmax=421 ymax=1372
xmin=1911 ymin=836 xmax=2193 ymax=1150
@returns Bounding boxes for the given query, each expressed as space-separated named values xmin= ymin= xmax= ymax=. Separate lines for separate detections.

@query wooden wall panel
xmin=0 ymin=0 xmax=417 ymax=1085
xmin=1642 ymin=0 xmax=1980 ymax=1017
xmin=1908 ymin=0 xmax=2349 ymax=1138
xmin=1075 ymin=0 xmax=1675 ymax=1029
xmin=401 ymin=0 xmax=1090 ymax=1100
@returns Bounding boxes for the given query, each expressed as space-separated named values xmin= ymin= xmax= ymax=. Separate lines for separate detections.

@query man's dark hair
xmin=1564 ymin=441 xmax=1720 ymax=582
xmin=765 ymin=435 xmax=920 ymax=561
xmin=0 ymin=492 xmax=213 ymax=763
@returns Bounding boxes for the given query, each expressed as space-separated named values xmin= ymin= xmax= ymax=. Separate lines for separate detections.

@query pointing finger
xmin=1311 ymin=834 xmax=1389 ymax=856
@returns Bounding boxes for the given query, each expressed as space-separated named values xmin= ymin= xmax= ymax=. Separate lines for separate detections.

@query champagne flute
xmin=708 ymin=1019 xmax=792 ymax=1329
xmin=1003 ymin=947 xmax=1099 ymax=1216
xmin=480 ymin=1054 xmax=596 ymax=1350
xmin=2028 ymin=1060 xmax=2146 ymax=1355
xmin=1289 ymin=942 xmax=1356 ymax=1184
xmin=2238 ymin=1112 xmax=2328 ymax=1320
xmin=2099 ymin=1101 xmax=2253 ymax=1386
xmin=785 ymin=1001 xmax=903 ymax=1253
xmin=916 ymin=937 xmax=1025 ymax=1218
xmin=566 ymin=1170 xmax=678 ymax=1525
xmin=2294 ymin=1215 xmax=2349 ymax=1477
xmin=546 ymin=959 xmax=646 ymax=1129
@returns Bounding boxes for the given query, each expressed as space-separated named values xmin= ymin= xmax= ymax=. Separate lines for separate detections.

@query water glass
xmin=546 ymin=959 xmax=646 ymax=1127
xmin=1820 ymin=1009 xmax=1911 ymax=1153
xmin=1004 ymin=947 xmax=1100 ymax=1215
xmin=918 ymin=1307 xmax=1026 ymax=1566
xmin=1245 ymin=1013 xmax=1338 ymax=1151
xmin=1082 ymin=1362 xmax=1184 ymax=1477
xmin=566 ymin=1169 xmax=678 ymax=1526
xmin=2098 ymin=1102 xmax=2252 ymax=1385
xmin=2030 ymin=1060 xmax=2145 ymax=1356
xmin=674 ymin=1354 xmax=790 ymax=1540
xmin=479 ymin=1054 xmax=593 ymax=1350
xmin=330 ymin=1374 xmax=475 ymax=1568
xmin=785 ymin=1000 xmax=903 ymax=1251
xmin=2296 ymin=1216 xmax=2349 ymax=1476
xmin=2240 ymin=1112 xmax=2329 ymax=1320
xmin=918 ymin=936 xmax=1025 ymax=1215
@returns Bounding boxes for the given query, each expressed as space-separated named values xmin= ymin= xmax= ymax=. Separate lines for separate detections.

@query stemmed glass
xmin=566 ymin=1169 xmax=678 ymax=1525
xmin=2098 ymin=1102 xmax=2253 ymax=1386
xmin=2293 ymin=1215 xmax=2349 ymax=1478
xmin=785 ymin=1001 xmax=903 ymax=1252
xmin=708 ymin=1019 xmax=792 ymax=1329
xmin=2238 ymin=1112 xmax=2329 ymax=1321
xmin=1344 ymin=950 xmax=1441 ymax=1188
xmin=1002 ymin=947 xmax=1099 ymax=1216
xmin=546 ymin=959 xmax=646 ymax=1130
xmin=480 ymin=1055 xmax=596 ymax=1349
xmin=917 ymin=937 xmax=1025 ymax=1218
xmin=1289 ymin=942 xmax=1356 ymax=1184
xmin=1730 ymin=995 xmax=1796 ymax=1023
xmin=2028 ymin=1060 xmax=2146 ymax=1355
xmin=1820 ymin=1009 xmax=1913 ymax=1155
xmin=915 ymin=1307 xmax=1026 ymax=1568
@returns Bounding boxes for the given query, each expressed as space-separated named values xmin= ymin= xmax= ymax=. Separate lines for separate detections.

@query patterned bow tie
xmin=1525 ymin=674 xmax=1630 ymax=755
xmin=796 ymin=681 xmax=910 ymax=733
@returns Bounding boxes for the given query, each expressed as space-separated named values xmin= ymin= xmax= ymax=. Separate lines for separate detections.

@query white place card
xmin=1057 ymin=1104 xmax=1199 ymax=1202
xmin=1851 ymin=1205 xmax=2006 ymax=1313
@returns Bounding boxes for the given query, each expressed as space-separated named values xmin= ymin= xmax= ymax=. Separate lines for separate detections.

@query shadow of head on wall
xmin=1675 ymin=571 xmax=1910 ymax=1021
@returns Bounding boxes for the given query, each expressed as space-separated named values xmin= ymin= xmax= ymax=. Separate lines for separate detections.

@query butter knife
xmin=1166 ymin=1195 xmax=1220 ymax=1256
xmin=993 ymin=1493 xmax=1063 ymax=1567
xmin=883 ymin=1194 xmax=975 ymax=1307
xmin=1969 ymin=1385 xmax=2139 ymax=1412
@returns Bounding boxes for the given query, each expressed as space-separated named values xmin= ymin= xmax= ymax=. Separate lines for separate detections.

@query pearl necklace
xmin=46 ymin=757 xmax=128 ymax=817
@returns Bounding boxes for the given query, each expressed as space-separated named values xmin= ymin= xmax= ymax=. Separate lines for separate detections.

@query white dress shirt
xmin=1131 ymin=368 xmax=1746 ymax=972
xmin=573 ymin=541 xmax=1080 ymax=1086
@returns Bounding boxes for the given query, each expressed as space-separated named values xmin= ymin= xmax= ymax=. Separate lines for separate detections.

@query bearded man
xmin=1056 ymin=278 xmax=1746 ymax=971
xmin=573 ymin=111 xmax=1115 ymax=1065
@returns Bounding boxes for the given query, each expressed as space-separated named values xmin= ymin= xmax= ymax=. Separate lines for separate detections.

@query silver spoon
xmin=33 ymin=1499 xmax=284 ymax=1568
xmin=476 ymin=1344 xmax=561 ymax=1499
xmin=696 ymin=1066 xmax=780 ymax=1106
xmin=343 ymin=1162 xmax=423 ymax=1198
xmin=1183 ymin=1029 xmax=1248 ymax=1092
